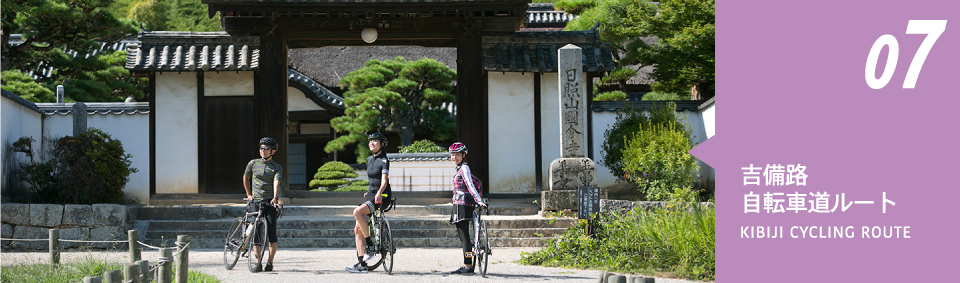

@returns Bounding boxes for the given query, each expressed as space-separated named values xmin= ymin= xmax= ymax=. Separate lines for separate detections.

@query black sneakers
xmin=346 ymin=262 xmax=370 ymax=273
xmin=264 ymin=263 xmax=273 ymax=272
xmin=450 ymin=266 xmax=475 ymax=274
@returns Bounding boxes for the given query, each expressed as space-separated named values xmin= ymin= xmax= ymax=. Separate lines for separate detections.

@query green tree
xmin=1 ymin=0 xmax=144 ymax=102
xmin=325 ymin=57 xmax=457 ymax=163
xmin=308 ymin=161 xmax=359 ymax=191
xmin=117 ymin=0 xmax=221 ymax=32
xmin=398 ymin=140 xmax=446 ymax=153
xmin=557 ymin=0 xmax=714 ymax=98
xmin=600 ymin=102 xmax=689 ymax=183
xmin=128 ymin=0 xmax=170 ymax=31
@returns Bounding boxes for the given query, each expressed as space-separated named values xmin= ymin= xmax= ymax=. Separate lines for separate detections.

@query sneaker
xmin=254 ymin=263 xmax=262 ymax=272
xmin=450 ymin=266 xmax=475 ymax=274
xmin=346 ymin=262 xmax=370 ymax=273
xmin=363 ymin=246 xmax=377 ymax=262
xmin=264 ymin=263 xmax=273 ymax=272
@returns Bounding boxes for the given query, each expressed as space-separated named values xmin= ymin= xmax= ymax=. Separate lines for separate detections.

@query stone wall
xmin=1 ymin=203 xmax=134 ymax=250
xmin=600 ymin=199 xmax=715 ymax=215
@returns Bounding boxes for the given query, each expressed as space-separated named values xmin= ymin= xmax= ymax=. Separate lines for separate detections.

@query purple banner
xmin=691 ymin=0 xmax=960 ymax=282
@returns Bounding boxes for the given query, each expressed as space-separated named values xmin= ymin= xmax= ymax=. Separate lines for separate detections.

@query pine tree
xmin=308 ymin=161 xmax=359 ymax=191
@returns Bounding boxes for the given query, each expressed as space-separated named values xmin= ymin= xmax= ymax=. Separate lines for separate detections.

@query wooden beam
xmin=258 ymin=32 xmax=290 ymax=198
xmin=289 ymin=110 xmax=335 ymax=121
xmin=456 ymin=30 xmax=488 ymax=195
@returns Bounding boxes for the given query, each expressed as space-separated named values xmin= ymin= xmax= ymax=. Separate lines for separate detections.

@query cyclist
xmin=243 ymin=137 xmax=282 ymax=272
xmin=346 ymin=132 xmax=393 ymax=273
xmin=447 ymin=142 xmax=486 ymax=274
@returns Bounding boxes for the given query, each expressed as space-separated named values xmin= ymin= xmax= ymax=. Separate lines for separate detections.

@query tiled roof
xmin=482 ymin=30 xmax=615 ymax=73
xmin=525 ymin=4 xmax=575 ymax=26
xmin=387 ymin=153 xmax=451 ymax=162
xmin=125 ymin=32 xmax=260 ymax=72
xmin=289 ymin=69 xmax=345 ymax=110
xmin=591 ymin=101 xmax=707 ymax=113
xmin=35 ymin=102 xmax=151 ymax=115
xmin=2 ymin=89 xmax=43 ymax=114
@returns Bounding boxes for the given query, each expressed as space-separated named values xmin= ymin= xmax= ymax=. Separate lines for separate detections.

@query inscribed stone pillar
xmin=558 ymin=44 xmax=586 ymax=158
xmin=543 ymin=44 xmax=601 ymax=211
xmin=73 ymin=102 xmax=87 ymax=136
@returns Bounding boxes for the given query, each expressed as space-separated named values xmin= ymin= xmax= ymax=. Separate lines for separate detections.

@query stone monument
xmin=542 ymin=44 xmax=606 ymax=211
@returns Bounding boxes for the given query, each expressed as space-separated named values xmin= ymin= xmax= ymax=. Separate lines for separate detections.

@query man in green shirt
xmin=243 ymin=137 xmax=282 ymax=272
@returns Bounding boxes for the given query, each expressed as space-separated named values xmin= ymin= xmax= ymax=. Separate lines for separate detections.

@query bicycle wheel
xmin=366 ymin=217 xmax=385 ymax=270
xmin=247 ymin=219 xmax=268 ymax=273
xmin=223 ymin=218 xmax=244 ymax=270
xmin=380 ymin=219 xmax=394 ymax=275
xmin=477 ymin=220 xmax=490 ymax=277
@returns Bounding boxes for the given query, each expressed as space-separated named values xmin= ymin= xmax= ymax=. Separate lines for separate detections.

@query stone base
xmin=541 ymin=189 xmax=608 ymax=211
xmin=548 ymin=157 xmax=598 ymax=191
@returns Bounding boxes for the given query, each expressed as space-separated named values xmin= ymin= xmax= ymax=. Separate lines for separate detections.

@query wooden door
xmin=201 ymin=98 xmax=257 ymax=194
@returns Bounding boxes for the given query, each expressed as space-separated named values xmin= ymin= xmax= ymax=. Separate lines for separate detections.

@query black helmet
xmin=367 ymin=132 xmax=388 ymax=146
xmin=259 ymin=137 xmax=278 ymax=150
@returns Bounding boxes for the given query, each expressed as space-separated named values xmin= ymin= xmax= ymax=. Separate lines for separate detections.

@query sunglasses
xmin=259 ymin=146 xmax=273 ymax=150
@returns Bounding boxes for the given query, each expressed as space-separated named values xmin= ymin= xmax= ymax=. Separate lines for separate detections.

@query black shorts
xmin=248 ymin=201 xmax=278 ymax=243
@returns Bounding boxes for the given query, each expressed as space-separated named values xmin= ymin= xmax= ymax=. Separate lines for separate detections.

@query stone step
xmin=145 ymin=218 xmax=576 ymax=231
xmin=136 ymin=204 xmax=539 ymax=220
xmin=141 ymin=237 xmax=552 ymax=249
xmin=147 ymin=227 xmax=567 ymax=240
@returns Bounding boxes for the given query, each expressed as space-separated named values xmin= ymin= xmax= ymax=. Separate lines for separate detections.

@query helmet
xmin=367 ymin=132 xmax=388 ymax=146
xmin=449 ymin=142 xmax=467 ymax=154
xmin=259 ymin=137 xmax=278 ymax=150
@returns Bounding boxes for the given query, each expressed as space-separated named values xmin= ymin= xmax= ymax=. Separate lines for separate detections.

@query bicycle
xmin=473 ymin=200 xmax=491 ymax=277
xmin=363 ymin=194 xmax=397 ymax=274
xmin=223 ymin=200 xmax=278 ymax=272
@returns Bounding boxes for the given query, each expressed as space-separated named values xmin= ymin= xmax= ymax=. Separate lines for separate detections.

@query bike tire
xmin=247 ymin=219 xmax=268 ymax=273
xmin=381 ymin=219 xmax=394 ymax=275
xmin=223 ymin=218 xmax=243 ymax=270
xmin=478 ymin=219 xmax=489 ymax=277
xmin=367 ymin=216 xmax=385 ymax=271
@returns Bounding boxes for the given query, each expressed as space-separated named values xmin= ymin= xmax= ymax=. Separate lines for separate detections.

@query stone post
xmin=49 ymin=229 xmax=59 ymax=266
xmin=128 ymin=230 xmax=140 ymax=263
xmin=123 ymin=263 xmax=141 ymax=283
xmin=158 ymin=248 xmax=173 ymax=283
xmin=103 ymin=270 xmax=122 ymax=283
xmin=73 ymin=102 xmax=87 ymax=136
xmin=175 ymin=235 xmax=190 ymax=283
xmin=83 ymin=276 xmax=102 ymax=283
xmin=543 ymin=45 xmax=604 ymax=212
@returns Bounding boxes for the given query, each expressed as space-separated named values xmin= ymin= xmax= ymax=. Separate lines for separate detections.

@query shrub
xmin=623 ymin=122 xmax=700 ymax=201
xmin=338 ymin=179 xmax=370 ymax=191
xmin=308 ymin=161 xmax=359 ymax=191
xmin=593 ymin=90 xmax=628 ymax=101
xmin=520 ymin=206 xmax=715 ymax=281
xmin=398 ymin=139 xmax=445 ymax=153
xmin=13 ymin=128 xmax=138 ymax=204
xmin=601 ymin=102 xmax=688 ymax=184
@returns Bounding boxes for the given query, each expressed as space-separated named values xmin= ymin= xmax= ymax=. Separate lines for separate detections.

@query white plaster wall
xmin=388 ymin=161 xmax=456 ymax=192
xmin=288 ymin=87 xmax=324 ymax=111
xmin=702 ymin=102 xmax=715 ymax=139
xmin=156 ymin=72 xmax=199 ymax=194
xmin=591 ymin=111 xmax=619 ymax=189
xmin=1 ymin=96 xmax=43 ymax=195
xmin=488 ymin=72 xmax=536 ymax=194
xmin=203 ymin=71 xmax=254 ymax=96
xmin=41 ymin=112 xmax=150 ymax=204
xmin=540 ymin=73 xmax=562 ymax=190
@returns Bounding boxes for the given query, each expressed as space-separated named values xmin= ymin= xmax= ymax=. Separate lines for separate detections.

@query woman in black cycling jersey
xmin=346 ymin=132 xmax=392 ymax=273
xmin=447 ymin=142 xmax=487 ymax=274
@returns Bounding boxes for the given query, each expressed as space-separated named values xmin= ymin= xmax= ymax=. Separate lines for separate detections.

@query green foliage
xmin=2 ymin=0 xmax=145 ymax=102
xmin=602 ymin=102 xmax=698 ymax=201
xmin=641 ymin=91 xmax=688 ymax=101
xmin=593 ymin=90 xmax=628 ymax=101
xmin=13 ymin=129 xmax=138 ymax=204
xmin=399 ymin=140 xmax=446 ymax=153
xmin=0 ymin=70 xmax=55 ymax=102
xmin=0 ymin=253 xmax=222 ymax=283
xmin=520 ymin=206 xmax=715 ymax=281
xmin=309 ymin=161 xmax=359 ymax=191
xmin=118 ymin=0 xmax=221 ymax=32
xmin=623 ymin=121 xmax=700 ymax=201
xmin=558 ymin=0 xmax=715 ymax=96
xmin=326 ymin=57 xmax=457 ymax=162
xmin=129 ymin=0 xmax=170 ymax=31
xmin=338 ymin=179 xmax=370 ymax=192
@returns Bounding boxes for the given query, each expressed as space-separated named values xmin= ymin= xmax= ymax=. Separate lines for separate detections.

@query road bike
xmin=223 ymin=200 xmax=277 ymax=272
xmin=364 ymin=194 xmax=397 ymax=274
xmin=473 ymin=200 xmax=491 ymax=277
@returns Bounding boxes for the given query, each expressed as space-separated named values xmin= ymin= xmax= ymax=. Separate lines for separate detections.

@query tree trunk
xmin=400 ymin=126 xmax=415 ymax=147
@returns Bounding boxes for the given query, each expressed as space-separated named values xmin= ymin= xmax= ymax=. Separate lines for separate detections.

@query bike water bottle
xmin=245 ymin=221 xmax=255 ymax=237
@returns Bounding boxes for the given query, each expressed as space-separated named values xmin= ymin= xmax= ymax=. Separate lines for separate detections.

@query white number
xmin=865 ymin=20 xmax=947 ymax=89
xmin=903 ymin=20 xmax=947 ymax=89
